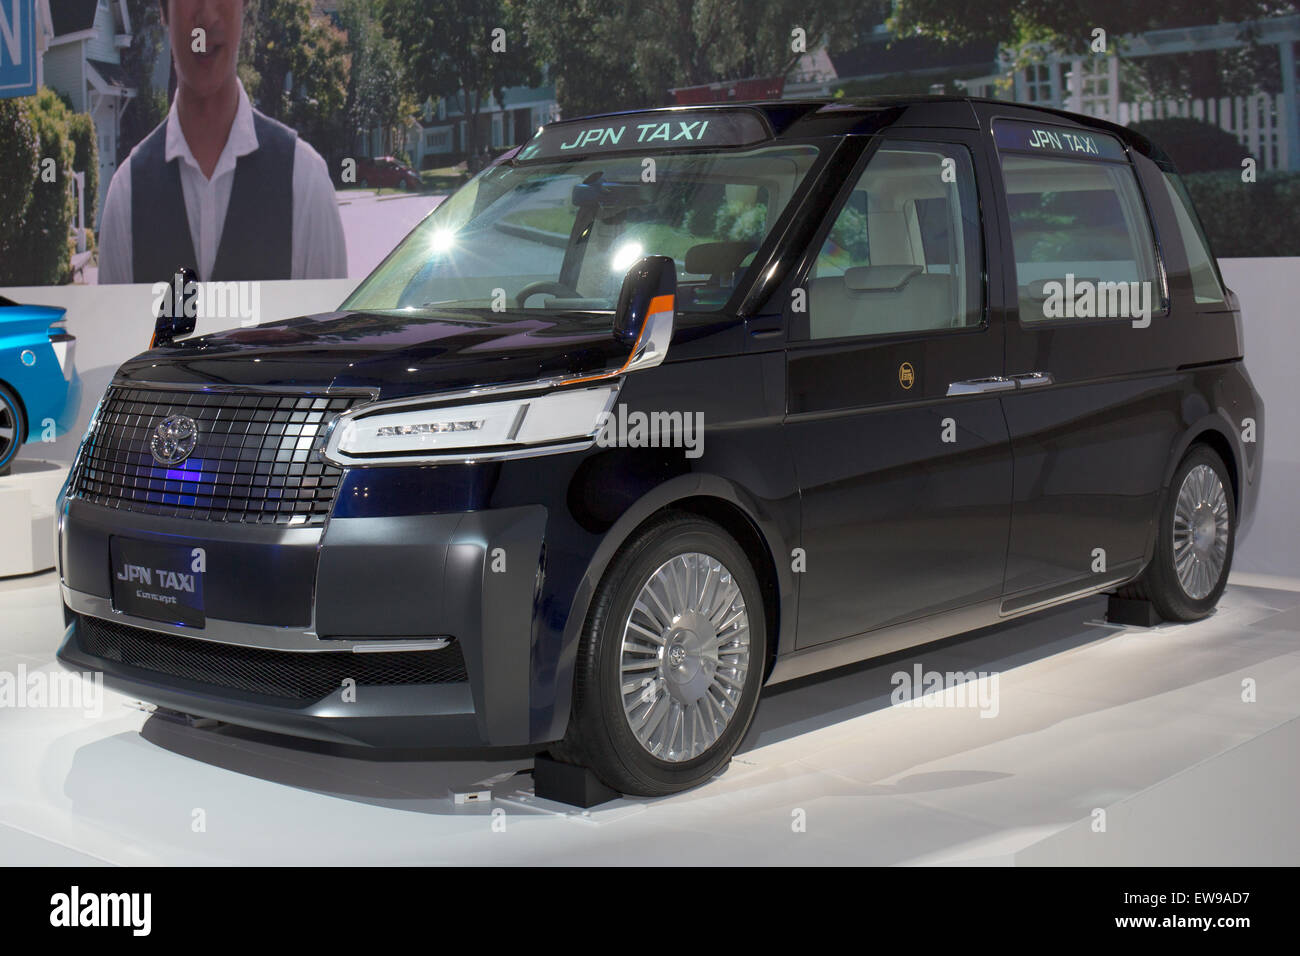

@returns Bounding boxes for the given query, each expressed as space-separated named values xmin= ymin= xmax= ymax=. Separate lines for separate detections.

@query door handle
xmin=1009 ymin=372 xmax=1054 ymax=389
xmin=947 ymin=376 xmax=1016 ymax=396
xmin=947 ymin=373 xmax=1054 ymax=397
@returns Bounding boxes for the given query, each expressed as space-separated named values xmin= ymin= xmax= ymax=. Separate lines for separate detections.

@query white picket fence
xmin=1093 ymin=94 xmax=1289 ymax=171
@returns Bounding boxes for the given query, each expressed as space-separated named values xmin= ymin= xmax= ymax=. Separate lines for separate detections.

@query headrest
xmin=684 ymin=241 xmax=756 ymax=277
xmin=844 ymin=265 xmax=922 ymax=292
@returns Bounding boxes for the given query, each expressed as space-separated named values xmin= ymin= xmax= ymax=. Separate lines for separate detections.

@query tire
xmin=0 ymin=383 xmax=25 ymax=478
xmin=553 ymin=512 xmax=768 ymax=796
xmin=1123 ymin=445 xmax=1236 ymax=622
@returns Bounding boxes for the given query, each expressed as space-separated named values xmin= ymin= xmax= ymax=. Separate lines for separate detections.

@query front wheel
xmin=554 ymin=513 xmax=768 ymax=796
xmin=1124 ymin=445 xmax=1236 ymax=622
xmin=0 ymin=383 xmax=25 ymax=477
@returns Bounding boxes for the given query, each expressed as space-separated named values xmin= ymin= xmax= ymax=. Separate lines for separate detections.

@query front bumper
xmin=57 ymin=497 xmax=550 ymax=748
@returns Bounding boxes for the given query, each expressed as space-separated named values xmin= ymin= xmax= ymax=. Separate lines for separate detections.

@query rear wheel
xmin=0 ymin=383 xmax=25 ymax=477
xmin=1123 ymin=445 xmax=1235 ymax=622
xmin=554 ymin=513 xmax=767 ymax=796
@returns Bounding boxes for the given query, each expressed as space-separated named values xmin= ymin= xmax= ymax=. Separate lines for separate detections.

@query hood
xmin=114 ymin=308 xmax=631 ymax=398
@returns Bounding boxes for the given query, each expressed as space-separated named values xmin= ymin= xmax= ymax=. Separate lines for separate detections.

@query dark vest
xmin=130 ymin=110 xmax=295 ymax=283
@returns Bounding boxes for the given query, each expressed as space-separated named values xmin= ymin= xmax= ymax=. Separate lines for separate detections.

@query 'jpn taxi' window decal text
xmin=993 ymin=120 xmax=1127 ymax=162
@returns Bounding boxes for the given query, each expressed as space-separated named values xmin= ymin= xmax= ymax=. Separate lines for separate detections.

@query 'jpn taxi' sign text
xmin=518 ymin=109 xmax=770 ymax=162
xmin=993 ymin=119 xmax=1127 ymax=162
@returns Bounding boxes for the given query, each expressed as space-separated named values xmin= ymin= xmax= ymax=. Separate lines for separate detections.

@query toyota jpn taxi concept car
xmin=57 ymin=98 xmax=1262 ymax=796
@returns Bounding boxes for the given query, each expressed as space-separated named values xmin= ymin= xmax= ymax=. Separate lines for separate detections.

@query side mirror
xmin=150 ymin=267 xmax=198 ymax=348
xmin=613 ymin=255 xmax=675 ymax=371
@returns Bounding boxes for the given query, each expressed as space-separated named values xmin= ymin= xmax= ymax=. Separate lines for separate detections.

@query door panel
xmin=786 ymin=132 xmax=1011 ymax=648
xmin=999 ymin=376 xmax=1181 ymax=594
xmin=983 ymin=112 xmax=1178 ymax=597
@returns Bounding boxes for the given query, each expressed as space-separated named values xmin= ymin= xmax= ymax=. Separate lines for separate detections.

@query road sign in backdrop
xmin=0 ymin=0 xmax=37 ymax=100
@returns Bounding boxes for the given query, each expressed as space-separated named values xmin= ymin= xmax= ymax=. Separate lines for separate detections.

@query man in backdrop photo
xmin=98 ymin=0 xmax=346 ymax=284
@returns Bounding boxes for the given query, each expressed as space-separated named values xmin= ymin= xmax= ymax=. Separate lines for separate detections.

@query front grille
xmin=68 ymin=385 xmax=368 ymax=526
xmin=75 ymin=615 xmax=468 ymax=703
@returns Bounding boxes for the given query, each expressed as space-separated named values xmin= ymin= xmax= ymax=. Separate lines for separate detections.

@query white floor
xmin=1 ymin=569 xmax=1298 ymax=866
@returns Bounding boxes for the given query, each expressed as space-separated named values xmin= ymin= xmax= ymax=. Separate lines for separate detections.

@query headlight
xmin=326 ymin=383 xmax=620 ymax=464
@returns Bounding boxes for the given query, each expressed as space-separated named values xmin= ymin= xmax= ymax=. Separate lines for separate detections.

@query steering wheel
xmin=515 ymin=281 xmax=583 ymax=308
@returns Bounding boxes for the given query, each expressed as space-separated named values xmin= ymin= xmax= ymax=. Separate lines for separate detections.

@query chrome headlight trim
xmin=322 ymin=378 xmax=624 ymax=467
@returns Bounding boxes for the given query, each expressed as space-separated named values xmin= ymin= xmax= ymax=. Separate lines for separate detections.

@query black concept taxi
xmin=57 ymin=98 xmax=1262 ymax=796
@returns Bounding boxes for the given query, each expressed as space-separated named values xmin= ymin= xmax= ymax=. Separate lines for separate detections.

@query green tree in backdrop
xmin=380 ymin=0 xmax=541 ymax=163
xmin=240 ymin=0 xmax=350 ymax=166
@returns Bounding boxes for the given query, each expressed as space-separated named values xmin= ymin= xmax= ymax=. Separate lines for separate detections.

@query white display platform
xmin=0 ymin=459 xmax=69 ymax=578
xmin=1 ymin=573 xmax=1297 ymax=865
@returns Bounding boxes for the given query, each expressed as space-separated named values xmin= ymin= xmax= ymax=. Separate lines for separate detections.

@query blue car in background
xmin=0 ymin=297 xmax=81 ymax=476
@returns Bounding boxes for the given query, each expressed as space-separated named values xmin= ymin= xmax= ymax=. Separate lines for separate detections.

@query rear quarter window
xmin=1161 ymin=173 xmax=1227 ymax=306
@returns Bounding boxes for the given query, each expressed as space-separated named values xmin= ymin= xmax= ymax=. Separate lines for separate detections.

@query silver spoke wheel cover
xmin=1172 ymin=463 xmax=1230 ymax=600
xmin=619 ymin=552 xmax=752 ymax=762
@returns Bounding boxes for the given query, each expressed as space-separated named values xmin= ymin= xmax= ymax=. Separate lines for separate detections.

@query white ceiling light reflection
xmin=610 ymin=241 xmax=644 ymax=274
xmin=429 ymin=229 xmax=457 ymax=254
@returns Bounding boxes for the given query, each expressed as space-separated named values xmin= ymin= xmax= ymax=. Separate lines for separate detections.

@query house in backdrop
xmin=959 ymin=13 xmax=1300 ymax=171
xmin=667 ymin=26 xmax=998 ymax=106
xmin=404 ymin=81 xmax=558 ymax=169
xmin=42 ymin=0 xmax=136 ymax=224
xmin=824 ymin=24 xmax=1000 ymax=100
xmin=23 ymin=1 xmax=58 ymax=89
xmin=770 ymin=14 xmax=1300 ymax=172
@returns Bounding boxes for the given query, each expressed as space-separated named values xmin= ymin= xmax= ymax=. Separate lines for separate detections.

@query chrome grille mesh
xmin=68 ymin=385 xmax=366 ymax=526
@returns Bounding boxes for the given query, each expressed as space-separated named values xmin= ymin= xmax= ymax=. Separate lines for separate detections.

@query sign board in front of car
xmin=0 ymin=0 xmax=37 ymax=100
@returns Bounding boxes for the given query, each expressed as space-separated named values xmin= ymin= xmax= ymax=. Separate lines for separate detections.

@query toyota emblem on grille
xmin=150 ymin=415 xmax=199 ymax=465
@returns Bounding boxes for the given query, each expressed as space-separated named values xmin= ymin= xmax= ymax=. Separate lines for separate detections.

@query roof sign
xmin=994 ymin=119 xmax=1127 ymax=162
xmin=516 ymin=109 xmax=770 ymax=162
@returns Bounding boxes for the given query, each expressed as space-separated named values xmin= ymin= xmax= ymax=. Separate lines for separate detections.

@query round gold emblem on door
xmin=899 ymin=362 xmax=915 ymax=389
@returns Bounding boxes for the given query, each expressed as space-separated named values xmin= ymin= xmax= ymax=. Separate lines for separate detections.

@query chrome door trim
xmin=947 ymin=376 xmax=1016 ymax=396
xmin=766 ymin=569 xmax=1143 ymax=687
xmin=947 ymin=372 xmax=1054 ymax=397
xmin=1009 ymin=371 xmax=1054 ymax=389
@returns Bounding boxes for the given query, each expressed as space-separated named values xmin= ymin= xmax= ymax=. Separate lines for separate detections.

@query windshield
xmin=343 ymin=144 xmax=820 ymax=317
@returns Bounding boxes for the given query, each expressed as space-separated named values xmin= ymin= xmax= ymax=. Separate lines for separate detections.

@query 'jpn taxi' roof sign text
xmin=517 ymin=110 xmax=771 ymax=162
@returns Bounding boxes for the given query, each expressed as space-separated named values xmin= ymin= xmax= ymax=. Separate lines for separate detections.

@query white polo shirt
xmin=99 ymin=82 xmax=347 ymax=283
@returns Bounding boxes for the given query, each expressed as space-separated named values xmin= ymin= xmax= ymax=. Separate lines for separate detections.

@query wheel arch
xmin=0 ymin=377 xmax=30 ymax=449
xmin=1140 ymin=415 xmax=1241 ymax=572
xmin=1162 ymin=415 xmax=1241 ymax=508
xmin=549 ymin=474 xmax=797 ymax=742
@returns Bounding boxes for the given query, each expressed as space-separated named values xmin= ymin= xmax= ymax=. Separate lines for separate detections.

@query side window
xmin=808 ymin=143 xmax=983 ymax=340
xmin=1000 ymin=153 xmax=1161 ymax=321
xmin=1161 ymin=173 xmax=1227 ymax=305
